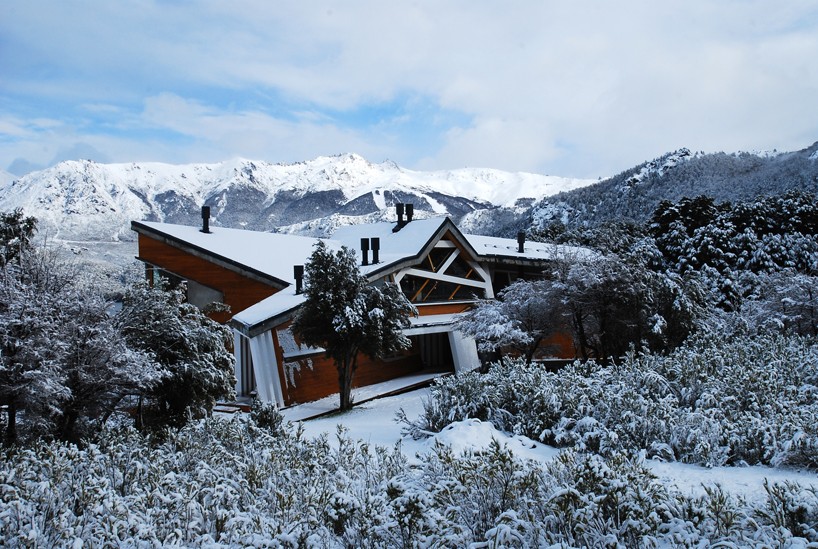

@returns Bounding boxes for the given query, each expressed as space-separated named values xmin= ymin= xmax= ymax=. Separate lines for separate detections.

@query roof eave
xmin=131 ymin=220 xmax=290 ymax=290
xmin=476 ymin=254 xmax=555 ymax=268
xmin=230 ymin=304 xmax=302 ymax=338
xmin=364 ymin=218 xmax=480 ymax=280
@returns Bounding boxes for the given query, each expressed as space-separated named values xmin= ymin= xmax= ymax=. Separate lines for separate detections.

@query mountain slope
xmin=522 ymin=141 xmax=818 ymax=234
xmin=0 ymin=154 xmax=595 ymax=241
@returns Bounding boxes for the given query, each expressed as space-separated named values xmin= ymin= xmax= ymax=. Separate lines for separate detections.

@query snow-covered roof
xmin=134 ymin=216 xmax=593 ymax=335
xmin=230 ymin=218 xmax=455 ymax=335
xmin=133 ymin=220 xmax=330 ymax=286
xmin=332 ymin=217 xmax=454 ymax=276
xmin=232 ymin=286 xmax=306 ymax=335
xmin=464 ymin=233 xmax=595 ymax=262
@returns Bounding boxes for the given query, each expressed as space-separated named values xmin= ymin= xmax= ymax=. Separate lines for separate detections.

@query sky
xmin=1 ymin=1 xmax=817 ymax=179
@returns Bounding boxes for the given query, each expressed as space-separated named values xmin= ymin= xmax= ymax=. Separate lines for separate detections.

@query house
xmin=131 ymin=205 xmax=585 ymax=408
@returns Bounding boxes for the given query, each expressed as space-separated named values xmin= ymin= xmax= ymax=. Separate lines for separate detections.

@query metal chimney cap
xmin=200 ymin=205 xmax=212 ymax=233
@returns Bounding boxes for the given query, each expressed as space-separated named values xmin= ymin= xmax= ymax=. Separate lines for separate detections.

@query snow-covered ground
xmin=289 ymin=387 xmax=818 ymax=503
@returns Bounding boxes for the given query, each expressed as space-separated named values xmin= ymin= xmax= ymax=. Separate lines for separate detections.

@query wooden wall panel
xmin=281 ymin=348 xmax=423 ymax=406
xmin=138 ymin=235 xmax=279 ymax=322
xmin=538 ymin=332 xmax=576 ymax=359
xmin=416 ymin=302 xmax=472 ymax=316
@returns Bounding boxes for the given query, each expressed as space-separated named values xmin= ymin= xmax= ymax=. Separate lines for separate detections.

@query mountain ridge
xmin=513 ymin=141 xmax=818 ymax=237
xmin=2 ymin=142 xmax=816 ymax=244
xmin=0 ymin=153 xmax=595 ymax=241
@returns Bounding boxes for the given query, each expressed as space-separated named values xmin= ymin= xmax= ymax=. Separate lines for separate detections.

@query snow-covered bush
xmin=414 ymin=333 xmax=818 ymax=468
xmin=544 ymin=449 xmax=673 ymax=547
xmin=1 ymin=416 xmax=816 ymax=547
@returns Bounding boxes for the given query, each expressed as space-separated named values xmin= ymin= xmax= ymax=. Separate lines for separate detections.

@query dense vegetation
xmin=411 ymin=334 xmax=818 ymax=469
xmin=1 ymin=414 xmax=816 ymax=547
xmin=2 ymin=177 xmax=818 ymax=546
xmin=0 ymin=210 xmax=235 ymax=444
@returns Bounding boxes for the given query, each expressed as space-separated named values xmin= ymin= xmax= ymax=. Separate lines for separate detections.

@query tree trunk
xmin=573 ymin=309 xmax=590 ymax=360
xmin=135 ymin=396 xmax=144 ymax=431
xmin=58 ymin=409 xmax=79 ymax=444
xmin=337 ymin=351 xmax=359 ymax=411
xmin=525 ymin=337 xmax=543 ymax=365
xmin=5 ymin=400 xmax=17 ymax=446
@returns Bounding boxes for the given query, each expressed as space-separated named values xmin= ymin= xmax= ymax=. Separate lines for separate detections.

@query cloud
xmin=1 ymin=1 xmax=817 ymax=177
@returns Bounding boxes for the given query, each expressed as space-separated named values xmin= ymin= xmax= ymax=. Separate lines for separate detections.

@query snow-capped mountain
xmin=0 ymin=170 xmax=13 ymax=188
xmin=522 ymin=141 xmax=818 ymax=235
xmin=0 ymin=154 xmax=595 ymax=241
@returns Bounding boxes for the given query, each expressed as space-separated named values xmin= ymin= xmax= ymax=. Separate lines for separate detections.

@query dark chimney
xmin=294 ymin=265 xmax=304 ymax=294
xmin=393 ymin=203 xmax=406 ymax=232
xmin=360 ymin=237 xmax=370 ymax=266
xmin=200 ymin=205 xmax=211 ymax=233
xmin=517 ymin=231 xmax=526 ymax=253
xmin=405 ymin=203 xmax=414 ymax=223
xmin=371 ymin=237 xmax=380 ymax=264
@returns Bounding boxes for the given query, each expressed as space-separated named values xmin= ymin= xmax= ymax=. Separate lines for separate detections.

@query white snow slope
xmin=291 ymin=387 xmax=818 ymax=504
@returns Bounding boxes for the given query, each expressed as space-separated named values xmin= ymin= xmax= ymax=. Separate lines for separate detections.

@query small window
xmin=187 ymin=279 xmax=224 ymax=310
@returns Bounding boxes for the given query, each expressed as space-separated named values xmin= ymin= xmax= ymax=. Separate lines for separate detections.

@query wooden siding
xmin=137 ymin=234 xmax=279 ymax=323
xmin=270 ymin=319 xmax=431 ymax=406
xmin=540 ymin=332 xmax=576 ymax=360
xmin=416 ymin=302 xmax=473 ymax=316
xmin=280 ymin=347 xmax=424 ymax=406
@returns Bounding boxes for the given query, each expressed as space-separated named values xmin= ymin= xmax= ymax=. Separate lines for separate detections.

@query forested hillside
xmin=507 ymin=142 xmax=818 ymax=236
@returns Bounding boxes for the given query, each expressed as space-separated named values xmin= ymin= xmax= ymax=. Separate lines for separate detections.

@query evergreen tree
xmin=291 ymin=242 xmax=416 ymax=411
xmin=0 ymin=208 xmax=37 ymax=266
xmin=117 ymin=280 xmax=235 ymax=428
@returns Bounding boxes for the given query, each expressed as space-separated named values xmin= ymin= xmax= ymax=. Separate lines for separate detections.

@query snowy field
xmin=289 ymin=387 xmax=818 ymax=503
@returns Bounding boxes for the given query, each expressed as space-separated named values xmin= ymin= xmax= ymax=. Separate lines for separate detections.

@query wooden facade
xmin=137 ymin=234 xmax=280 ymax=323
xmin=132 ymin=211 xmax=582 ymax=408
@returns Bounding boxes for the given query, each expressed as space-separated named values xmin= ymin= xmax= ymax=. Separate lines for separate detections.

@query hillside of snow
xmin=0 ymin=153 xmax=596 ymax=241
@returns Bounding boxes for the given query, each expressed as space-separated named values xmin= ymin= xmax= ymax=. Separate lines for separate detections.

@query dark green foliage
xmin=249 ymin=401 xmax=285 ymax=436
xmin=650 ymin=191 xmax=818 ymax=277
xmin=117 ymin=281 xmax=235 ymax=428
xmin=291 ymin=241 xmax=416 ymax=411
xmin=0 ymin=209 xmax=37 ymax=266
xmin=647 ymin=191 xmax=818 ymax=313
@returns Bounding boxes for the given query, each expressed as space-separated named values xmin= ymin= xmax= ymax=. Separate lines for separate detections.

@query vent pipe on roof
xmin=517 ymin=231 xmax=526 ymax=253
xmin=394 ymin=203 xmax=414 ymax=232
xmin=200 ymin=206 xmax=211 ymax=233
xmin=371 ymin=237 xmax=380 ymax=264
xmin=294 ymin=265 xmax=304 ymax=294
xmin=360 ymin=237 xmax=370 ymax=266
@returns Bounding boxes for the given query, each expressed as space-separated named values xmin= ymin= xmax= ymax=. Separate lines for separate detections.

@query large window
xmin=399 ymin=273 xmax=482 ymax=303
xmin=397 ymin=241 xmax=489 ymax=304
